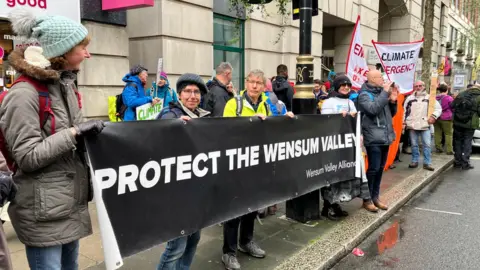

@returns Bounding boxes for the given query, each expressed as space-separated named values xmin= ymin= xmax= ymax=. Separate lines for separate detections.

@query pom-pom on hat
xmin=8 ymin=9 xmax=88 ymax=59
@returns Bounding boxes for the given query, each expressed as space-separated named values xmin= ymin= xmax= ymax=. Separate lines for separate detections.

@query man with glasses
xmin=404 ymin=81 xmax=442 ymax=171
xmin=203 ymin=62 xmax=235 ymax=116
xmin=156 ymin=73 xmax=210 ymax=270
xmin=357 ymin=70 xmax=398 ymax=211
xmin=222 ymin=69 xmax=296 ymax=270
xmin=221 ymin=70 xmax=269 ymax=270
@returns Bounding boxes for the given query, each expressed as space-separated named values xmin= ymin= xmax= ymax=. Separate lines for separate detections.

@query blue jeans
xmin=365 ymin=145 xmax=389 ymax=201
xmin=409 ymin=129 xmax=432 ymax=165
xmin=158 ymin=231 xmax=201 ymax=270
xmin=26 ymin=240 xmax=79 ymax=270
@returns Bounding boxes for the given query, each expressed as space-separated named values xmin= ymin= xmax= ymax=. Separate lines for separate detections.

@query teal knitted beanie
xmin=8 ymin=9 xmax=88 ymax=59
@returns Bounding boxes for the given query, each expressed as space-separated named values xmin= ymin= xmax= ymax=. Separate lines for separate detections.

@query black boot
xmin=321 ymin=200 xmax=339 ymax=221
xmin=332 ymin=203 xmax=349 ymax=217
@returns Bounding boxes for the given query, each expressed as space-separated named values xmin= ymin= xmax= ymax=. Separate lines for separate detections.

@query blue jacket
xmin=149 ymin=80 xmax=178 ymax=108
xmin=265 ymin=91 xmax=287 ymax=116
xmin=122 ymin=74 xmax=152 ymax=121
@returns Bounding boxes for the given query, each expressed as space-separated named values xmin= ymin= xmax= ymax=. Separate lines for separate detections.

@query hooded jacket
xmin=404 ymin=90 xmax=442 ymax=130
xmin=0 ymin=49 xmax=92 ymax=247
xmin=451 ymin=86 xmax=480 ymax=129
xmin=272 ymin=76 xmax=294 ymax=111
xmin=357 ymin=82 xmax=397 ymax=146
xmin=122 ymin=74 xmax=152 ymax=121
xmin=203 ymin=78 xmax=234 ymax=117
xmin=149 ymin=80 xmax=178 ymax=109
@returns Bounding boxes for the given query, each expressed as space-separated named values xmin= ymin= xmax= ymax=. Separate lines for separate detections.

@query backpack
xmin=453 ymin=91 xmax=480 ymax=123
xmin=235 ymin=95 xmax=270 ymax=117
xmin=116 ymin=83 xmax=138 ymax=121
xmin=0 ymin=75 xmax=56 ymax=173
xmin=350 ymin=91 xmax=374 ymax=111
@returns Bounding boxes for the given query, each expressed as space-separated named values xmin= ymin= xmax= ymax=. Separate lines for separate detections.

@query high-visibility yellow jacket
xmin=223 ymin=90 xmax=272 ymax=117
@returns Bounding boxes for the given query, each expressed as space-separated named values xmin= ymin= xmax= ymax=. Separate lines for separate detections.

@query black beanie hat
xmin=333 ymin=75 xmax=352 ymax=92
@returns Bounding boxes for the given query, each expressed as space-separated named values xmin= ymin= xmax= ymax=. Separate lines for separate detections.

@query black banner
xmin=85 ymin=115 xmax=357 ymax=259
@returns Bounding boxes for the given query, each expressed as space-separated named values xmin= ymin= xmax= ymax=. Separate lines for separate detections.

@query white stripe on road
xmin=414 ymin=207 xmax=463 ymax=216
xmin=470 ymin=156 xmax=480 ymax=160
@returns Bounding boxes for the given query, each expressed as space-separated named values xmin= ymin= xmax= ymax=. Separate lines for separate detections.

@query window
xmin=450 ymin=26 xmax=458 ymax=50
xmin=213 ymin=14 xmax=245 ymax=91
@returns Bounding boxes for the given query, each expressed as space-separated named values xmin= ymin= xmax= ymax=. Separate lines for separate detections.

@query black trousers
xmin=453 ymin=126 xmax=475 ymax=166
xmin=222 ymin=211 xmax=257 ymax=255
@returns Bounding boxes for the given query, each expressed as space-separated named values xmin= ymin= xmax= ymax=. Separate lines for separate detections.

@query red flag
xmin=345 ymin=16 xmax=369 ymax=90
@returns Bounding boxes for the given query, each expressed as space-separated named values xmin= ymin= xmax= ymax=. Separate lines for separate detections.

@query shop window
xmin=213 ymin=14 xmax=245 ymax=91
xmin=0 ymin=20 xmax=15 ymax=92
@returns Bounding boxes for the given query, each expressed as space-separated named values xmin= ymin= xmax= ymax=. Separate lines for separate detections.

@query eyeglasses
xmin=414 ymin=85 xmax=424 ymax=88
xmin=182 ymin=89 xmax=201 ymax=97
xmin=248 ymin=80 xmax=264 ymax=86
xmin=340 ymin=83 xmax=352 ymax=88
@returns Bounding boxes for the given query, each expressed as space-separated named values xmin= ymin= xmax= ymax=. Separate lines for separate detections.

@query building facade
xmin=0 ymin=0 xmax=478 ymax=119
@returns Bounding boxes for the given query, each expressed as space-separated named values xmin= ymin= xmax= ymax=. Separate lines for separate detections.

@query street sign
xmin=292 ymin=0 xmax=318 ymax=20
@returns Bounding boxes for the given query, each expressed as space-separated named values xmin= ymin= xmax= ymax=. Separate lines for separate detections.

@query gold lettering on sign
xmin=309 ymin=70 xmax=314 ymax=79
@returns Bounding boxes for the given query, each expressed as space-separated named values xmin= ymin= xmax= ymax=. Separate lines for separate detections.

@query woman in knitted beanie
xmin=0 ymin=10 xmax=105 ymax=269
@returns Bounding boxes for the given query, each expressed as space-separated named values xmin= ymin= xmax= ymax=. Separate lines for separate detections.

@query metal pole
xmin=285 ymin=0 xmax=320 ymax=223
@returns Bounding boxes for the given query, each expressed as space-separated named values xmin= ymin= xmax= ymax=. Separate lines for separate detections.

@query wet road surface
xmin=333 ymin=156 xmax=480 ymax=270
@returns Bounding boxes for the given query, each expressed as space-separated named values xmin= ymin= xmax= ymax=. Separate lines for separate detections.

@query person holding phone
xmin=357 ymin=70 xmax=398 ymax=211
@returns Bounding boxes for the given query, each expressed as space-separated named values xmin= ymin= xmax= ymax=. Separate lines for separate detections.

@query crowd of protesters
xmin=0 ymin=10 xmax=478 ymax=270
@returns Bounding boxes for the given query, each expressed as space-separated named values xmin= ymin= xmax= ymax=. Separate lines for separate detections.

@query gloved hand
xmin=73 ymin=120 xmax=105 ymax=136
xmin=0 ymin=171 xmax=16 ymax=207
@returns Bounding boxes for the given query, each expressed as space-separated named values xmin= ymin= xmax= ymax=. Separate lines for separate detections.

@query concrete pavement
xmin=333 ymin=159 xmax=480 ymax=269
xmin=5 ymin=153 xmax=453 ymax=270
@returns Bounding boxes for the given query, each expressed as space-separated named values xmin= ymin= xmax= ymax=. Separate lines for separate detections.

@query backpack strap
xmin=263 ymin=100 xmax=270 ymax=116
xmin=366 ymin=92 xmax=374 ymax=101
xmin=235 ymin=95 xmax=243 ymax=117
xmin=11 ymin=75 xmax=55 ymax=135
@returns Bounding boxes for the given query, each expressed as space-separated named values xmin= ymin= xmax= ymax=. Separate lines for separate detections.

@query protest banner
xmin=85 ymin=115 xmax=360 ymax=269
xmin=135 ymin=102 xmax=163 ymax=121
xmin=345 ymin=15 xmax=369 ymax=90
xmin=372 ymin=39 xmax=424 ymax=94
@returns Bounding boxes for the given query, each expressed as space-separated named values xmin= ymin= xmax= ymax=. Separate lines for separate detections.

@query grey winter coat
xmin=357 ymin=82 xmax=397 ymax=146
xmin=0 ymin=49 xmax=92 ymax=247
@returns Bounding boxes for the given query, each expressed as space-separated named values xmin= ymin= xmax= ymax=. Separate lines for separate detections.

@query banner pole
xmin=86 ymin=147 xmax=124 ymax=270
xmin=355 ymin=112 xmax=361 ymax=178
xmin=427 ymin=71 xmax=438 ymax=117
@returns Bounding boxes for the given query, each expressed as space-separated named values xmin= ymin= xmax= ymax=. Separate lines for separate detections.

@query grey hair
xmin=415 ymin=80 xmax=425 ymax=86
xmin=215 ymin=62 xmax=233 ymax=75
xmin=246 ymin=69 xmax=266 ymax=85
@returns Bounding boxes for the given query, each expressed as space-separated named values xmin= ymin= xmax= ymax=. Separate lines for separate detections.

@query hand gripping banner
xmin=372 ymin=39 xmax=424 ymax=94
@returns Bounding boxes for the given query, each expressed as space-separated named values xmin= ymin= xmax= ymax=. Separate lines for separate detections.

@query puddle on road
xmin=360 ymin=218 xmax=405 ymax=268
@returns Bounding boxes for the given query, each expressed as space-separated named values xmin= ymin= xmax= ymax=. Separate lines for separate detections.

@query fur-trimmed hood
xmin=8 ymin=49 xmax=60 ymax=82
